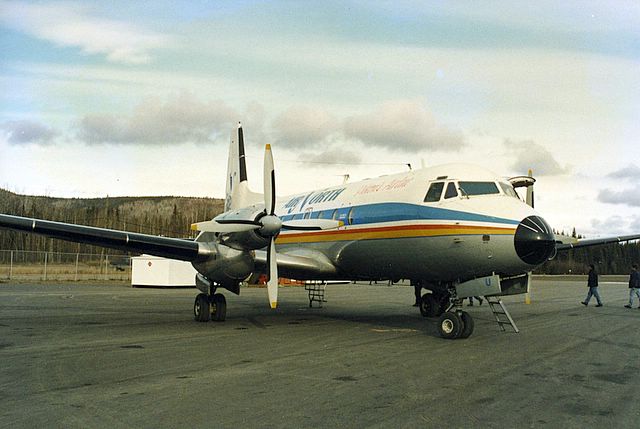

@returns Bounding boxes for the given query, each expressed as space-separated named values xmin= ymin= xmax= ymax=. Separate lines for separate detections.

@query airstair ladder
xmin=486 ymin=297 xmax=519 ymax=333
xmin=304 ymin=281 xmax=327 ymax=308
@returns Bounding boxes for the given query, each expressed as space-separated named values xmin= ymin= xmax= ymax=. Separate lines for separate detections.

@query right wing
xmin=0 ymin=214 xmax=209 ymax=261
xmin=556 ymin=234 xmax=640 ymax=251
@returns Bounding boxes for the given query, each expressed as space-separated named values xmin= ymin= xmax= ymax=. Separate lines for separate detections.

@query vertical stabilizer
xmin=225 ymin=123 xmax=261 ymax=211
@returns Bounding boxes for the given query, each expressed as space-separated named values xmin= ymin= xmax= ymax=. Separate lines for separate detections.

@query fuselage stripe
xmin=276 ymin=223 xmax=516 ymax=244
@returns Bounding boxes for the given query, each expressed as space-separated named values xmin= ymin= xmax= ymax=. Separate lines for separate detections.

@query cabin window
xmin=347 ymin=207 xmax=355 ymax=225
xmin=303 ymin=210 xmax=311 ymax=219
xmin=310 ymin=211 xmax=320 ymax=219
xmin=458 ymin=181 xmax=500 ymax=196
xmin=424 ymin=182 xmax=444 ymax=202
xmin=444 ymin=182 xmax=458 ymax=199
xmin=331 ymin=209 xmax=338 ymax=220
xmin=292 ymin=213 xmax=303 ymax=220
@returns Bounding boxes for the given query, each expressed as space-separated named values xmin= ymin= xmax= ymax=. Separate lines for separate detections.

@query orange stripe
xmin=277 ymin=224 xmax=515 ymax=244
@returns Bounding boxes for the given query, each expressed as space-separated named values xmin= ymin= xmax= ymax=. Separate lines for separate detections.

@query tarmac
xmin=1 ymin=277 xmax=639 ymax=428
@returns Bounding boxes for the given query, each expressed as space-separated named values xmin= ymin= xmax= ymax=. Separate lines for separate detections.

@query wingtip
xmin=270 ymin=301 xmax=277 ymax=309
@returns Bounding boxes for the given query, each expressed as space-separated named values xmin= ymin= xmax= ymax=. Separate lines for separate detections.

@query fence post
xmin=105 ymin=254 xmax=109 ymax=280
xmin=9 ymin=250 xmax=13 ymax=280
xmin=75 ymin=252 xmax=79 ymax=282
xmin=44 ymin=251 xmax=48 ymax=281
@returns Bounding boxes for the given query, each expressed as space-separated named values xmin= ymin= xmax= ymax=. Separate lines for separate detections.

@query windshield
xmin=424 ymin=182 xmax=444 ymax=202
xmin=457 ymin=181 xmax=500 ymax=196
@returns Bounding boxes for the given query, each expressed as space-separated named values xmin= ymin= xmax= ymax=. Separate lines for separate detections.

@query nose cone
xmin=514 ymin=216 xmax=556 ymax=265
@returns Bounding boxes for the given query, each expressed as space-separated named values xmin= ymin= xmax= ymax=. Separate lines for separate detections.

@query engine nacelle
xmin=214 ymin=205 xmax=272 ymax=250
xmin=192 ymin=242 xmax=255 ymax=294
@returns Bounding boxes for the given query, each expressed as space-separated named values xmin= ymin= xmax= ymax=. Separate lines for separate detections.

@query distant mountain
xmin=0 ymin=188 xmax=224 ymax=255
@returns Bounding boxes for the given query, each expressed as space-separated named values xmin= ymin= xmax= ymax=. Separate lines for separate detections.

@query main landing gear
xmin=193 ymin=292 xmax=227 ymax=322
xmin=418 ymin=286 xmax=474 ymax=340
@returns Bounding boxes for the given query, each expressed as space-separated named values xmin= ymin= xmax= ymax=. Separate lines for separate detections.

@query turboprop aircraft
xmin=1 ymin=123 xmax=639 ymax=339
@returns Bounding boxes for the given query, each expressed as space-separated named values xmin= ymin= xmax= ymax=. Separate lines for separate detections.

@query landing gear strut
xmin=433 ymin=284 xmax=475 ymax=339
xmin=193 ymin=290 xmax=227 ymax=323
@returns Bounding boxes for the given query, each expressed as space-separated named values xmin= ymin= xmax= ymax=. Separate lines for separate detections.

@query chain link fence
xmin=0 ymin=250 xmax=131 ymax=282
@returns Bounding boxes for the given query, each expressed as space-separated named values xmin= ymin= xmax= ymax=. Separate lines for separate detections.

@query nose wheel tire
xmin=458 ymin=311 xmax=475 ymax=339
xmin=437 ymin=311 xmax=464 ymax=339
xmin=194 ymin=293 xmax=211 ymax=322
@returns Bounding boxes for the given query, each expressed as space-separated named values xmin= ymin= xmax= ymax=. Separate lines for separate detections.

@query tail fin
xmin=225 ymin=123 xmax=261 ymax=211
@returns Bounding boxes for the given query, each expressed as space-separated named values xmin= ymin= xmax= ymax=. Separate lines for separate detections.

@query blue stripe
xmin=280 ymin=202 xmax=519 ymax=226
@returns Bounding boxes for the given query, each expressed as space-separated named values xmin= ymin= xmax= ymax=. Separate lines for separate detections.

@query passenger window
xmin=331 ymin=209 xmax=338 ymax=220
xmin=424 ymin=182 xmax=444 ymax=202
xmin=347 ymin=208 xmax=355 ymax=225
xmin=444 ymin=182 xmax=458 ymax=199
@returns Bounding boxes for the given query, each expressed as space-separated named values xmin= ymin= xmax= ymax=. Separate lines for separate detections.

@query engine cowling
xmin=214 ymin=205 xmax=273 ymax=251
xmin=191 ymin=242 xmax=255 ymax=293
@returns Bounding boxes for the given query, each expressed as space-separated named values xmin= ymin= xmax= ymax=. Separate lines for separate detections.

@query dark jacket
xmin=588 ymin=270 xmax=598 ymax=287
xmin=629 ymin=270 xmax=640 ymax=289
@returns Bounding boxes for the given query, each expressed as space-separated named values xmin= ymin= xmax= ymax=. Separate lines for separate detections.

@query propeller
xmin=191 ymin=142 xmax=343 ymax=308
xmin=262 ymin=144 xmax=280 ymax=308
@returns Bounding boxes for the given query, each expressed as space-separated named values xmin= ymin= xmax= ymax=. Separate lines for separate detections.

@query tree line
xmin=0 ymin=188 xmax=223 ymax=262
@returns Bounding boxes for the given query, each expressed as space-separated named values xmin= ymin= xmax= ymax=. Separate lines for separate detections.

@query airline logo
xmin=283 ymin=188 xmax=346 ymax=214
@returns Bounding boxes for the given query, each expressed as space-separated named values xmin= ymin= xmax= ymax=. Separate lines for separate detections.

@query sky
xmin=0 ymin=0 xmax=639 ymax=237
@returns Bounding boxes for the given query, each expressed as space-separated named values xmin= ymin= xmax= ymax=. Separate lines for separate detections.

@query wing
xmin=0 ymin=214 xmax=207 ymax=261
xmin=253 ymin=247 xmax=338 ymax=280
xmin=556 ymin=234 xmax=640 ymax=251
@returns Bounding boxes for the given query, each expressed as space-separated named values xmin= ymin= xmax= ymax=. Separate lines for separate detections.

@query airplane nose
xmin=514 ymin=215 xmax=556 ymax=265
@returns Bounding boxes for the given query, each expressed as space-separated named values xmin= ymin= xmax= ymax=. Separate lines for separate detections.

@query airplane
xmin=2 ymin=123 xmax=639 ymax=339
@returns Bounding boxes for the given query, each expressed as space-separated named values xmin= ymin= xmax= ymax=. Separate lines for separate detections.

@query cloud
xmin=297 ymin=149 xmax=362 ymax=166
xmin=504 ymin=139 xmax=569 ymax=175
xmin=343 ymin=100 xmax=465 ymax=152
xmin=597 ymin=185 xmax=640 ymax=207
xmin=606 ymin=164 xmax=640 ymax=181
xmin=76 ymin=92 xmax=238 ymax=145
xmin=271 ymin=106 xmax=338 ymax=148
xmin=0 ymin=1 xmax=169 ymax=64
xmin=1 ymin=120 xmax=59 ymax=145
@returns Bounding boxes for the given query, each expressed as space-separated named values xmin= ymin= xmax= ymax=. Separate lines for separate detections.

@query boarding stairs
xmin=485 ymin=297 xmax=519 ymax=333
xmin=304 ymin=281 xmax=327 ymax=308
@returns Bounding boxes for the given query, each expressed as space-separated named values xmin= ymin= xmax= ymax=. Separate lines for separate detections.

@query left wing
xmin=0 ymin=214 xmax=208 ymax=261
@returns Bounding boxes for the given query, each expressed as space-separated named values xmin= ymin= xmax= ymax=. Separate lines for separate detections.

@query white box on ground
xmin=131 ymin=255 xmax=197 ymax=287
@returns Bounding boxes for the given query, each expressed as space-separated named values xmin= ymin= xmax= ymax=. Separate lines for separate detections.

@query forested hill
xmin=0 ymin=188 xmax=224 ymax=255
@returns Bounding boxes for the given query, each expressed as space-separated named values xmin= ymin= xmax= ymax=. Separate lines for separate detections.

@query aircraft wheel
xmin=437 ymin=311 xmax=463 ymax=339
xmin=458 ymin=311 xmax=475 ymax=339
xmin=211 ymin=293 xmax=227 ymax=322
xmin=194 ymin=293 xmax=210 ymax=322
xmin=419 ymin=294 xmax=439 ymax=318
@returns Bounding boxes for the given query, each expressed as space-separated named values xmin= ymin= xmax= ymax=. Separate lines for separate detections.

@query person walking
xmin=624 ymin=263 xmax=640 ymax=309
xmin=581 ymin=264 xmax=603 ymax=307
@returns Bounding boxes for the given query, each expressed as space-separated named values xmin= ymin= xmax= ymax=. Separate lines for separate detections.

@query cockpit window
xmin=424 ymin=182 xmax=444 ymax=202
xmin=499 ymin=182 xmax=519 ymax=198
xmin=458 ymin=181 xmax=500 ymax=196
xmin=444 ymin=182 xmax=458 ymax=199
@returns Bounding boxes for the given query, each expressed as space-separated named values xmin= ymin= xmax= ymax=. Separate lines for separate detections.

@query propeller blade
xmin=282 ymin=219 xmax=344 ymax=231
xmin=264 ymin=144 xmax=276 ymax=215
xmin=191 ymin=220 xmax=260 ymax=233
xmin=267 ymin=238 xmax=278 ymax=308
